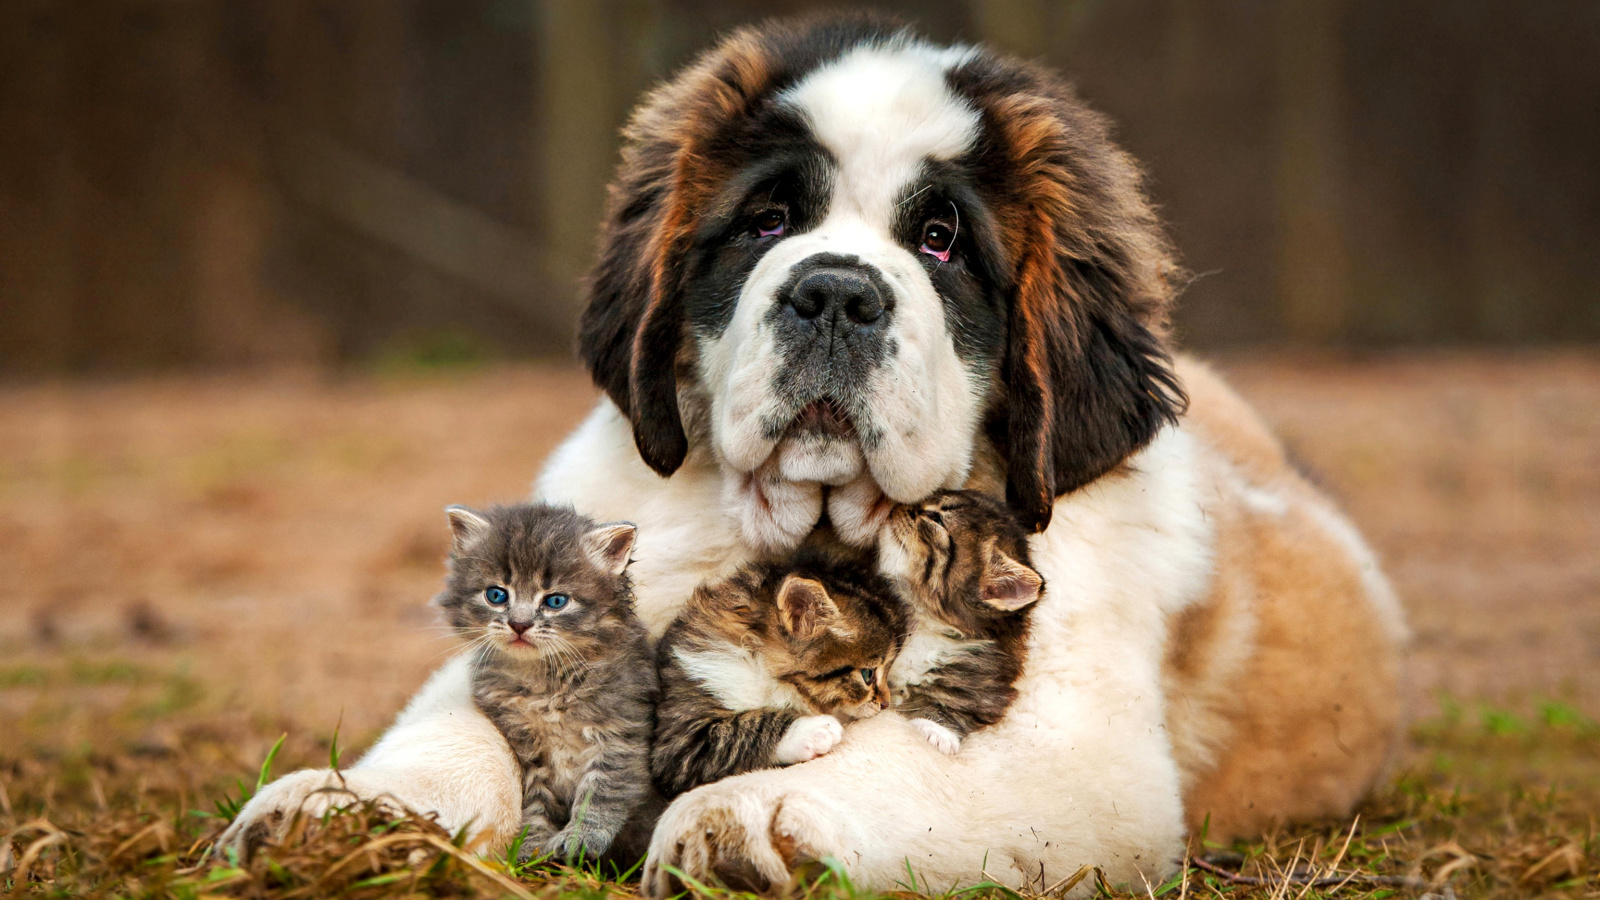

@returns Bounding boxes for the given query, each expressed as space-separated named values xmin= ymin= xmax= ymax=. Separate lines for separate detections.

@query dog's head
xmin=580 ymin=15 xmax=1186 ymax=549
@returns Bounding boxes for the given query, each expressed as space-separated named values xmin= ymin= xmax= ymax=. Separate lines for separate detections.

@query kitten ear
xmin=776 ymin=575 xmax=838 ymax=641
xmin=445 ymin=505 xmax=491 ymax=555
xmin=581 ymin=522 xmax=638 ymax=576
xmin=980 ymin=542 xmax=1044 ymax=611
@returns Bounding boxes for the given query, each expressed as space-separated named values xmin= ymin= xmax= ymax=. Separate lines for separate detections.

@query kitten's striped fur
xmin=651 ymin=544 xmax=906 ymax=798
xmin=877 ymin=490 xmax=1043 ymax=753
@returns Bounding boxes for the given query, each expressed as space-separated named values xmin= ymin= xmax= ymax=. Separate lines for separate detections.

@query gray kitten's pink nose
xmin=509 ymin=621 xmax=532 ymax=635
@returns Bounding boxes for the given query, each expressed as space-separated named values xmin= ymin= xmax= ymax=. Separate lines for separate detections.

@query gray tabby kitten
xmin=436 ymin=503 xmax=656 ymax=863
xmin=876 ymin=489 xmax=1044 ymax=755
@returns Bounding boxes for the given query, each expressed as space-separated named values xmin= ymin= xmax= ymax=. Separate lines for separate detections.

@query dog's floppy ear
xmin=578 ymin=142 xmax=690 ymax=477
xmin=981 ymin=74 xmax=1188 ymax=532
xmin=578 ymin=30 xmax=777 ymax=478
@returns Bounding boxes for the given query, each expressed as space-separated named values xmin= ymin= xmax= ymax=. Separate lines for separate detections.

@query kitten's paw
xmin=512 ymin=826 xmax=561 ymax=864
xmin=910 ymin=718 xmax=962 ymax=756
xmin=774 ymin=715 xmax=843 ymax=764
xmin=544 ymin=826 xmax=612 ymax=863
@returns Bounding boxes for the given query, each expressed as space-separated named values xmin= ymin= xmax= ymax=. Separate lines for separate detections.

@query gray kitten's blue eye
xmin=543 ymin=594 xmax=569 ymax=611
xmin=484 ymin=586 xmax=508 ymax=605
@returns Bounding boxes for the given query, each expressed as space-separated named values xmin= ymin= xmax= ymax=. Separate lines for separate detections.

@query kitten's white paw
xmin=774 ymin=715 xmax=843 ymax=764
xmin=910 ymin=718 xmax=962 ymax=756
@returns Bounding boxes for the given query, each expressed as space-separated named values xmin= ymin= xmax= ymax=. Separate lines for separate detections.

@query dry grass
xmin=2 ymin=351 xmax=1598 ymax=898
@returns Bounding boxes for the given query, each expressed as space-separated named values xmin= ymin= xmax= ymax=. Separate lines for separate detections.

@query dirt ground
xmin=1 ymin=351 xmax=1597 ymax=754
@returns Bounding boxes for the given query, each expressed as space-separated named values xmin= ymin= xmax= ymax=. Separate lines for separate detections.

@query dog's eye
xmin=920 ymin=219 xmax=955 ymax=262
xmin=752 ymin=208 xmax=786 ymax=239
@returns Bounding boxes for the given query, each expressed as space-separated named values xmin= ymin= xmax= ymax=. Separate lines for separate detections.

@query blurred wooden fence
xmin=1 ymin=0 xmax=1597 ymax=374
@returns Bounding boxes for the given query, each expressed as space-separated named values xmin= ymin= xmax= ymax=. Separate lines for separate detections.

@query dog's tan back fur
xmin=1164 ymin=358 xmax=1408 ymax=840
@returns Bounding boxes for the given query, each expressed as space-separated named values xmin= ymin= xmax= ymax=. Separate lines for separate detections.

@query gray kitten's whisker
xmin=420 ymin=624 xmax=485 ymax=644
xmin=546 ymin=635 xmax=592 ymax=674
xmin=426 ymin=630 xmax=496 ymax=664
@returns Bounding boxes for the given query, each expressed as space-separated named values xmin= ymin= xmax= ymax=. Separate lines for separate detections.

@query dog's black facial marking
xmin=681 ymin=112 xmax=834 ymax=341
xmin=890 ymin=166 xmax=1009 ymax=368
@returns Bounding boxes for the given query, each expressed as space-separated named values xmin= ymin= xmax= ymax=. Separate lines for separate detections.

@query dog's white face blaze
xmin=697 ymin=47 xmax=992 ymax=547
xmin=696 ymin=44 xmax=990 ymax=549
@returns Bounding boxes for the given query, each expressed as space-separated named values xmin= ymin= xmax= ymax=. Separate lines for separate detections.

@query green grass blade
xmin=254 ymin=733 xmax=287 ymax=795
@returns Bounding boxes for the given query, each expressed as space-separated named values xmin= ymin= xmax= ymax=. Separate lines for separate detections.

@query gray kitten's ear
xmin=776 ymin=575 xmax=838 ymax=640
xmin=445 ymin=505 xmax=491 ymax=555
xmin=980 ymin=542 xmax=1043 ymax=611
xmin=582 ymin=522 xmax=637 ymax=575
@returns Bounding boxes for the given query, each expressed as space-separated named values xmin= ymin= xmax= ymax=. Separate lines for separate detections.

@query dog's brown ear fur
xmin=959 ymin=60 xmax=1188 ymax=532
xmin=578 ymin=30 xmax=780 ymax=477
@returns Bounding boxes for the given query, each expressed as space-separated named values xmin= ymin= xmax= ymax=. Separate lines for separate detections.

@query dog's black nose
xmin=788 ymin=266 xmax=887 ymax=325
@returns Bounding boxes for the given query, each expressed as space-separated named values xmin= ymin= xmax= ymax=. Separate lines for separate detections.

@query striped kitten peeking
xmin=650 ymin=546 xmax=907 ymax=798
xmin=436 ymin=503 xmax=656 ymax=863
xmin=876 ymin=489 xmax=1044 ymax=756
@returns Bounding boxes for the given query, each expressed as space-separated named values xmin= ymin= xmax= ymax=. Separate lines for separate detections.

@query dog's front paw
xmin=774 ymin=715 xmax=843 ymax=764
xmin=910 ymin=718 xmax=962 ymax=756
xmin=212 ymin=769 xmax=358 ymax=860
xmin=642 ymin=780 xmax=845 ymax=897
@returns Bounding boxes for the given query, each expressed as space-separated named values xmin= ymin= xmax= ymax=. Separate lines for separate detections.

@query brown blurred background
xmin=3 ymin=0 xmax=1598 ymax=375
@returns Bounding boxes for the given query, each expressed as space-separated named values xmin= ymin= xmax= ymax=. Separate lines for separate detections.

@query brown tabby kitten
xmin=876 ymin=489 xmax=1044 ymax=755
xmin=650 ymin=545 xmax=906 ymax=798
xmin=436 ymin=503 xmax=656 ymax=863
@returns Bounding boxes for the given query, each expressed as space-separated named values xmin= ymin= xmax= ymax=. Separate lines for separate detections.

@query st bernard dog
xmin=219 ymin=15 xmax=1408 ymax=895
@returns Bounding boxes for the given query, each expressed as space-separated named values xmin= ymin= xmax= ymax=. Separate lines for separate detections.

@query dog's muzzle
xmin=769 ymin=253 xmax=896 ymax=409
xmin=786 ymin=263 xmax=889 ymax=327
